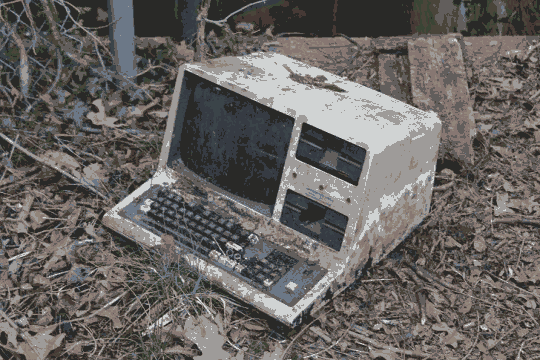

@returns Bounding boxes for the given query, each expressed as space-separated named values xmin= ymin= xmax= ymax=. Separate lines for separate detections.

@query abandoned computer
xmin=103 ymin=52 xmax=442 ymax=327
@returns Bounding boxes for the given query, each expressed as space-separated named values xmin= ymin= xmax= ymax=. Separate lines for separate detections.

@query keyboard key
xmin=200 ymin=219 xmax=209 ymax=226
xmin=197 ymin=247 xmax=209 ymax=256
xmin=204 ymin=229 xmax=212 ymax=236
xmin=209 ymin=251 xmax=237 ymax=270
xmin=208 ymin=222 xmax=217 ymax=230
xmin=188 ymin=201 xmax=198 ymax=208
xmin=219 ymin=237 xmax=228 ymax=244
xmin=196 ymin=225 xmax=205 ymax=232
xmin=226 ymin=242 xmax=242 ymax=252
xmin=186 ymin=211 xmax=194 ymax=218
xmin=166 ymin=209 xmax=175 ymax=217
xmin=164 ymin=200 xmax=172 ymax=207
xmin=194 ymin=215 xmax=202 ymax=222
xmin=215 ymin=227 xmax=224 ymax=234
xmin=157 ymin=197 xmax=165 ymax=203
xmin=286 ymin=281 xmax=298 ymax=292
xmin=210 ymin=233 xmax=220 ymax=241
xmin=256 ymin=273 xmax=265 ymax=281
xmin=248 ymin=234 xmax=259 ymax=244
xmin=202 ymin=210 xmax=212 ymax=218
xmin=171 ymin=203 xmax=180 ymax=210
xmin=225 ymin=222 xmax=234 ymax=230
xmin=217 ymin=218 xmax=228 ymax=225
xmin=231 ymin=235 xmax=240 ymax=242
xmin=223 ymin=231 xmax=232 ymax=238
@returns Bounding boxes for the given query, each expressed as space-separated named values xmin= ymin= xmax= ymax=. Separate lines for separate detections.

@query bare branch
xmin=203 ymin=0 xmax=268 ymax=27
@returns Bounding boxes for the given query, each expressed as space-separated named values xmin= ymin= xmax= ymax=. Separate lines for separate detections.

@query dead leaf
xmin=82 ymin=163 xmax=107 ymax=188
xmin=445 ymin=236 xmax=462 ymax=249
xmin=477 ymin=340 xmax=489 ymax=354
xmin=525 ymin=299 xmax=537 ymax=309
xmin=96 ymin=306 xmax=123 ymax=328
xmin=474 ymin=236 xmax=487 ymax=252
xmin=29 ymin=210 xmax=47 ymax=228
xmin=86 ymin=99 xmax=123 ymax=128
xmin=184 ymin=316 xmax=230 ymax=360
xmin=0 ymin=322 xmax=19 ymax=348
xmin=495 ymin=193 xmax=516 ymax=216
xmin=500 ymin=78 xmax=522 ymax=91
xmin=229 ymin=328 xmax=242 ymax=343
xmin=506 ymin=196 xmax=540 ymax=214
xmin=231 ymin=348 xmax=245 ymax=360
xmin=260 ymin=342 xmax=286 ymax=360
xmin=458 ymin=297 xmax=473 ymax=314
xmin=17 ymin=332 xmax=65 ymax=360
xmin=432 ymin=323 xmax=465 ymax=348
xmin=42 ymin=151 xmax=79 ymax=172
xmin=31 ymin=274 xmax=50 ymax=287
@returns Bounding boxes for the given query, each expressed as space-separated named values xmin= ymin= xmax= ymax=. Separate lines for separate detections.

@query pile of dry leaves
xmin=1 ymin=12 xmax=540 ymax=360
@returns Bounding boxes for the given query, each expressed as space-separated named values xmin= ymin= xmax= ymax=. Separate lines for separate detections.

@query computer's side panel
xmin=347 ymin=115 xmax=442 ymax=275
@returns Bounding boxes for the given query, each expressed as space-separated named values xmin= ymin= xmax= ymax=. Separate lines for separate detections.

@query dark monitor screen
xmin=168 ymin=71 xmax=295 ymax=209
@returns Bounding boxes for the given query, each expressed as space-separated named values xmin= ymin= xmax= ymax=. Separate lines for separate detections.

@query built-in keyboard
xmin=143 ymin=188 xmax=298 ymax=290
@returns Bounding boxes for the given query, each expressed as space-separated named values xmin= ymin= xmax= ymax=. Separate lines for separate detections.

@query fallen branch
xmin=0 ymin=133 xmax=108 ymax=200
xmin=347 ymin=330 xmax=430 ymax=357
xmin=492 ymin=216 xmax=540 ymax=227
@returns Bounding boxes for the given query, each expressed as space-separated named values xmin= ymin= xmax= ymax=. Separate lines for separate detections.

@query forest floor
xmin=1 ymin=22 xmax=540 ymax=360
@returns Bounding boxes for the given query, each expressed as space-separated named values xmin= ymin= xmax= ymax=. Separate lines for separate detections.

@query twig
xmin=305 ymin=324 xmax=351 ymax=359
xmin=347 ymin=330 xmax=430 ymax=357
xmin=46 ymin=48 xmax=63 ymax=94
xmin=461 ymin=312 xmax=480 ymax=360
xmin=195 ymin=0 xmax=211 ymax=62
xmin=203 ymin=0 xmax=268 ymax=27
xmin=0 ymin=134 xmax=18 ymax=183
xmin=517 ymin=340 xmax=526 ymax=360
xmin=0 ymin=11 xmax=30 ymax=97
xmin=484 ymin=271 xmax=540 ymax=301
xmin=433 ymin=181 xmax=455 ymax=191
xmin=0 ymin=133 xmax=108 ymax=200
xmin=491 ymin=216 xmax=540 ymax=227
xmin=282 ymin=311 xmax=329 ymax=360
